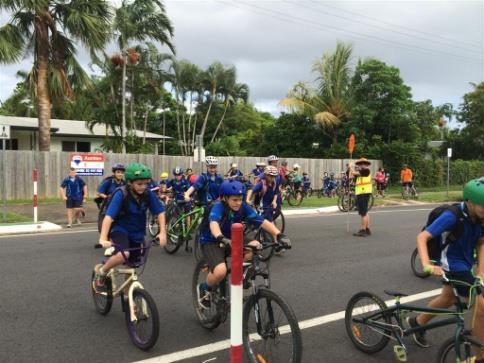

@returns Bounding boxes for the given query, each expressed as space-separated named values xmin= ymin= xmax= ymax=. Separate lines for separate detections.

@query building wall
xmin=50 ymin=137 xmax=104 ymax=152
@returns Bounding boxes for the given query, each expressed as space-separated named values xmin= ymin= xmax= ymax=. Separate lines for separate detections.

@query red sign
xmin=70 ymin=153 xmax=105 ymax=176
xmin=348 ymin=134 xmax=355 ymax=154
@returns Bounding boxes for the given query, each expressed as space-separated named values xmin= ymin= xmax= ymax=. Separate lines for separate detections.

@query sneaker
xmin=366 ymin=228 xmax=372 ymax=236
xmin=274 ymin=244 xmax=286 ymax=256
xmin=66 ymin=224 xmax=72 ymax=228
xmin=406 ymin=317 xmax=430 ymax=348
xmin=197 ymin=283 xmax=211 ymax=309
xmin=93 ymin=265 xmax=107 ymax=292
xmin=353 ymin=229 xmax=367 ymax=237
xmin=76 ymin=218 xmax=82 ymax=225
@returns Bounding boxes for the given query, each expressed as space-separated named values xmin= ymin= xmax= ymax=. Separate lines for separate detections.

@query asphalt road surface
xmin=0 ymin=205 xmax=468 ymax=362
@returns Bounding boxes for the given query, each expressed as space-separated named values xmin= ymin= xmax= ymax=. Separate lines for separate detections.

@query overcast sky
xmin=1 ymin=0 xmax=483 ymax=121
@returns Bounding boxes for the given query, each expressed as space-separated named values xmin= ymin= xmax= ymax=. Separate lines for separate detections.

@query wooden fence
xmin=0 ymin=151 xmax=382 ymax=200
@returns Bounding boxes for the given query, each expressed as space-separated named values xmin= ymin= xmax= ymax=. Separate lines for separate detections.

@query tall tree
xmin=199 ymin=61 xmax=225 ymax=143
xmin=280 ymin=41 xmax=353 ymax=144
xmin=0 ymin=0 xmax=111 ymax=151
xmin=113 ymin=0 xmax=175 ymax=153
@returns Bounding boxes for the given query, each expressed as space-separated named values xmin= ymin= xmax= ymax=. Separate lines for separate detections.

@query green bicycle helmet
xmin=463 ymin=177 xmax=484 ymax=204
xmin=125 ymin=163 xmax=152 ymax=181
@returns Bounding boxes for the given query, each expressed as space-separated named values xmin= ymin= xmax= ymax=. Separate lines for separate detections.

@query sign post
xmin=447 ymin=148 xmax=452 ymax=199
xmin=0 ymin=124 xmax=11 ymax=222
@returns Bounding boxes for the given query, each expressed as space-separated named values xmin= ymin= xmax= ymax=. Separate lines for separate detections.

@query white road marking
xmin=135 ymin=288 xmax=441 ymax=363
xmin=288 ymin=207 xmax=433 ymax=218
xmin=0 ymin=227 xmax=98 ymax=239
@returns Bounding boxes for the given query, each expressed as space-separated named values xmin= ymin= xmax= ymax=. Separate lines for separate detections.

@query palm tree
xmin=280 ymin=41 xmax=353 ymax=144
xmin=0 ymin=0 xmax=111 ymax=151
xmin=209 ymin=67 xmax=249 ymax=144
xmin=199 ymin=61 xmax=225 ymax=142
xmin=113 ymin=0 xmax=175 ymax=153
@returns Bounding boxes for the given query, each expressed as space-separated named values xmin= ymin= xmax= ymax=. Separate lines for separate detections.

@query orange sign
xmin=348 ymin=134 xmax=355 ymax=154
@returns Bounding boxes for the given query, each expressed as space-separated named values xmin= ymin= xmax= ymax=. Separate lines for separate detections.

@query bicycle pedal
xmin=393 ymin=345 xmax=407 ymax=362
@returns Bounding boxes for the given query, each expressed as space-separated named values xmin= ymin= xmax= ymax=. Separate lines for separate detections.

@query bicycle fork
xmin=127 ymin=278 xmax=147 ymax=323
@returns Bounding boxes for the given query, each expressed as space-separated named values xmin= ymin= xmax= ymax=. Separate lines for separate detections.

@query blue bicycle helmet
xmin=219 ymin=180 xmax=245 ymax=197
xmin=173 ymin=166 xmax=184 ymax=176
xmin=112 ymin=163 xmax=125 ymax=172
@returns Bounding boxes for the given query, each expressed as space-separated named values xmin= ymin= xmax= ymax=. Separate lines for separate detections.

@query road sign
xmin=70 ymin=153 xmax=105 ymax=176
xmin=0 ymin=125 xmax=11 ymax=139
xmin=447 ymin=148 xmax=452 ymax=158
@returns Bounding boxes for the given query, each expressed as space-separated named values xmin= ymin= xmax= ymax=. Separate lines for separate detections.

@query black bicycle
xmin=345 ymin=274 xmax=483 ymax=362
xmin=192 ymin=240 xmax=302 ymax=362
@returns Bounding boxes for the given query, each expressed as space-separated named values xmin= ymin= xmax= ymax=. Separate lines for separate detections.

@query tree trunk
xmin=181 ymin=95 xmax=188 ymax=155
xmin=187 ymin=92 xmax=193 ymax=153
xmin=210 ymin=102 xmax=229 ymax=144
xmin=121 ymin=54 xmax=127 ymax=153
xmin=130 ymin=69 xmax=134 ymax=131
xmin=175 ymin=88 xmax=184 ymax=155
xmin=332 ymin=127 xmax=338 ymax=145
xmin=199 ymin=88 xmax=216 ymax=141
xmin=191 ymin=112 xmax=198 ymax=152
xmin=35 ymin=15 xmax=51 ymax=151
xmin=142 ymin=110 xmax=148 ymax=144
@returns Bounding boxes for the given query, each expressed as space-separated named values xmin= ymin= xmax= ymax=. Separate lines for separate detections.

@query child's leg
xmin=416 ymin=285 xmax=455 ymax=325
xmin=67 ymin=208 xmax=73 ymax=225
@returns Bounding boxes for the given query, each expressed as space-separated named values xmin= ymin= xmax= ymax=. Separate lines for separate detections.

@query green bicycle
xmin=345 ymin=274 xmax=483 ymax=362
xmin=165 ymin=200 xmax=205 ymax=261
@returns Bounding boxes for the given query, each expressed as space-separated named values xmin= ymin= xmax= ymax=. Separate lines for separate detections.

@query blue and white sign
xmin=70 ymin=153 xmax=105 ymax=176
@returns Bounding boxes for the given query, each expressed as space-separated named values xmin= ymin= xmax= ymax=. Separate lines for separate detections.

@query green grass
xmin=0 ymin=212 xmax=32 ymax=223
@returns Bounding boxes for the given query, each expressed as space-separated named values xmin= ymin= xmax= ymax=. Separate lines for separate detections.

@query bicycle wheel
xmin=436 ymin=332 xmax=483 ymax=363
xmin=193 ymin=229 xmax=204 ymax=263
xmin=289 ymin=191 xmax=303 ymax=207
xmin=345 ymin=291 xmax=391 ymax=353
xmin=317 ymin=189 xmax=323 ymax=198
xmin=307 ymin=187 xmax=313 ymax=197
xmin=273 ymin=209 xmax=285 ymax=233
xmin=338 ymin=194 xmax=350 ymax=212
xmin=192 ymin=259 xmax=224 ymax=330
xmin=256 ymin=228 xmax=275 ymax=262
xmin=244 ymin=288 xmax=302 ymax=363
xmin=147 ymin=211 xmax=159 ymax=238
xmin=410 ymin=248 xmax=430 ymax=278
xmin=164 ymin=217 xmax=184 ymax=254
xmin=91 ymin=267 xmax=113 ymax=315
xmin=125 ymin=288 xmax=160 ymax=350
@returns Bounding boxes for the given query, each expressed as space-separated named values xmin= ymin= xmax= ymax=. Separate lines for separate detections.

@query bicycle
xmin=402 ymin=183 xmax=419 ymax=200
xmin=164 ymin=200 xmax=206 ymax=261
xmin=411 ymin=248 xmax=478 ymax=280
xmin=337 ymin=185 xmax=374 ymax=213
xmin=192 ymin=240 xmax=302 ymax=362
xmin=345 ymin=273 xmax=483 ymax=362
xmin=91 ymin=239 xmax=159 ymax=350
xmin=283 ymin=183 xmax=304 ymax=206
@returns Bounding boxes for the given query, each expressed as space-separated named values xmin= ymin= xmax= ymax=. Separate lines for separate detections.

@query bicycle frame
xmin=170 ymin=205 xmax=205 ymax=239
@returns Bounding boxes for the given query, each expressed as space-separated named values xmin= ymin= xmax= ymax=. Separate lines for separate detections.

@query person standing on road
xmin=407 ymin=178 xmax=484 ymax=358
xmin=350 ymin=158 xmax=373 ymax=237
xmin=375 ymin=167 xmax=386 ymax=197
xmin=60 ymin=168 xmax=87 ymax=228
xmin=400 ymin=164 xmax=418 ymax=197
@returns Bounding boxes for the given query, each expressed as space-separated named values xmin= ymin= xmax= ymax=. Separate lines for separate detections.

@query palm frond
xmin=314 ymin=111 xmax=341 ymax=128
xmin=0 ymin=23 xmax=26 ymax=63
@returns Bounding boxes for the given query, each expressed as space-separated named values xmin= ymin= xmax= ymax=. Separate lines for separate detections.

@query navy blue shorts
xmin=66 ymin=199 xmax=83 ymax=209
xmin=444 ymin=270 xmax=475 ymax=298
xmin=109 ymin=231 xmax=143 ymax=263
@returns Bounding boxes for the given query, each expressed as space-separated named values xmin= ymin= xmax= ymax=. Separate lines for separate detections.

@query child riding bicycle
xmin=95 ymin=163 xmax=167 ymax=290
xmin=409 ymin=177 xmax=484 ymax=361
xmin=196 ymin=180 xmax=290 ymax=309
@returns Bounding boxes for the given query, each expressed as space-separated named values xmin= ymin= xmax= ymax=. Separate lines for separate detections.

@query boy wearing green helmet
xmin=94 ymin=163 xmax=166 ymax=289
xmin=407 ymin=178 xmax=484 ymax=358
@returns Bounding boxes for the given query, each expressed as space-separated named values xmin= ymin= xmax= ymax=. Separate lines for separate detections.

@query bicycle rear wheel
xmin=164 ymin=217 xmax=184 ymax=254
xmin=91 ymin=266 xmax=113 ymax=315
xmin=192 ymin=259 xmax=224 ymax=330
xmin=193 ymin=229 xmax=204 ymax=263
xmin=338 ymin=194 xmax=350 ymax=212
xmin=243 ymin=288 xmax=302 ymax=363
xmin=436 ymin=332 xmax=483 ymax=363
xmin=345 ymin=291 xmax=391 ymax=353
xmin=125 ymin=288 xmax=160 ymax=350
xmin=288 ymin=191 xmax=303 ymax=206
xmin=147 ymin=211 xmax=159 ymax=238
xmin=410 ymin=248 xmax=430 ymax=278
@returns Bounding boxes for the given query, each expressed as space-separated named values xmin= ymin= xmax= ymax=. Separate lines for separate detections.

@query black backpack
xmin=423 ymin=203 xmax=466 ymax=262
xmin=97 ymin=185 xmax=150 ymax=233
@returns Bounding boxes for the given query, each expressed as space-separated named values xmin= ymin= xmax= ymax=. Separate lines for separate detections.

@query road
xmin=0 ymin=205 xmax=465 ymax=362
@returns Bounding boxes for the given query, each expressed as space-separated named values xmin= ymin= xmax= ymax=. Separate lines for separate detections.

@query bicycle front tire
xmin=243 ymin=288 xmax=302 ymax=363
xmin=410 ymin=248 xmax=430 ymax=278
xmin=273 ymin=208 xmax=285 ymax=233
xmin=164 ymin=217 xmax=184 ymax=254
xmin=345 ymin=291 xmax=391 ymax=353
xmin=125 ymin=288 xmax=160 ymax=350
xmin=91 ymin=268 xmax=113 ymax=315
xmin=435 ymin=332 xmax=483 ymax=363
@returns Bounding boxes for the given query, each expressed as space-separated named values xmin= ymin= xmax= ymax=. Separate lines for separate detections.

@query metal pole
xmin=162 ymin=111 xmax=166 ymax=156
xmin=230 ymin=223 xmax=244 ymax=363
xmin=447 ymin=156 xmax=450 ymax=199
xmin=2 ymin=139 xmax=6 ymax=222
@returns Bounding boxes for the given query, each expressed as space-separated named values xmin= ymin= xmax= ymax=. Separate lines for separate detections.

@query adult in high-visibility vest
xmin=350 ymin=158 xmax=373 ymax=237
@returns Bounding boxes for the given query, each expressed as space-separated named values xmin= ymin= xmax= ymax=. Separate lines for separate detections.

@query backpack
xmin=423 ymin=203 xmax=466 ymax=262
xmin=94 ymin=176 xmax=115 ymax=209
xmin=97 ymin=185 xmax=150 ymax=233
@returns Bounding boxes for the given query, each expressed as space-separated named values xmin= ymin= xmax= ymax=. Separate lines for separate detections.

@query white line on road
xmin=135 ymin=288 xmax=441 ymax=363
xmin=288 ymin=207 xmax=433 ymax=218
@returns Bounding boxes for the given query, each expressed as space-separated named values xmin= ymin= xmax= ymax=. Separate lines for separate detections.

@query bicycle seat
xmin=384 ymin=290 xmax=408 ymax=298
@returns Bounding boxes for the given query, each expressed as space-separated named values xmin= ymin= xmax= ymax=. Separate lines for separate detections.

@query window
xmin=61 ymin=141 xmax=91 ymax=152
xmin=5 ymin=139 xmax=18 ymax=150
xmin=76 ymin=142 xmax=90 ymax=152
xmin=62 ymin=141 xmax=76 ymax=152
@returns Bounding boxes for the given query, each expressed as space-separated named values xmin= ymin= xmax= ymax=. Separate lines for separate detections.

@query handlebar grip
xmin=94 ymin=244 xmax=102 ymax=249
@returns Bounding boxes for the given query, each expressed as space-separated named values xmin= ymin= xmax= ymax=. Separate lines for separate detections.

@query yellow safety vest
xmin=355 ymin=175 xmax=372 ymax=195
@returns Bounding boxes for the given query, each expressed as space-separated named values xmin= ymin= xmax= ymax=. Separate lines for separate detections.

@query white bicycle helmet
xmin=267 ymin=155 xmax=279 ymax=162
xmin=293 ymin=163 xmax=300 ymax=169
xmin=231 ymin=162 xmax=238 ymax=168
xmin=256 ymin=161 xmax=266 ymax=167
xmin=265 ymin=165 xmax=279 ymax=176
xmin=205 ymin=156 xmax=218 ymax=166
